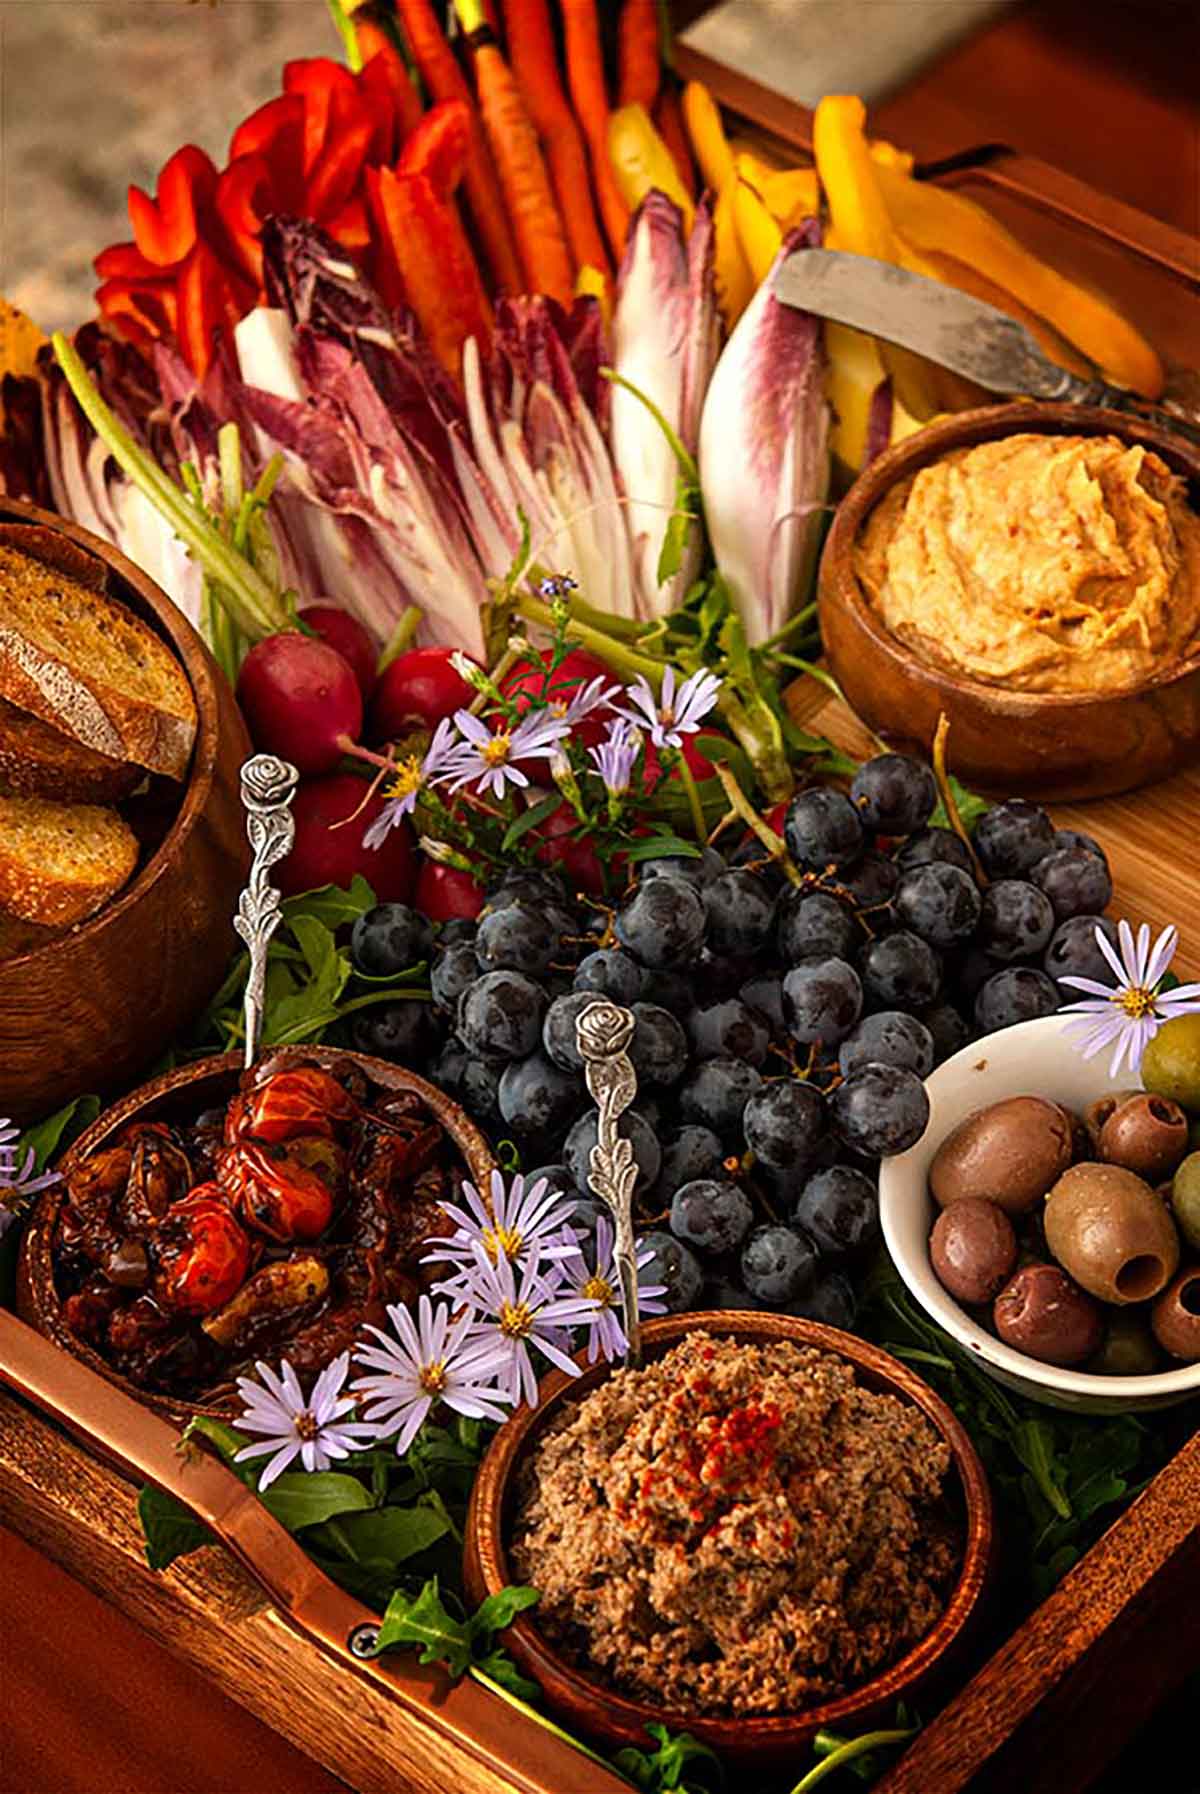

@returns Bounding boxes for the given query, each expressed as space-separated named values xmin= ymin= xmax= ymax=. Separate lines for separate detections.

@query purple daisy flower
xmin=363 ymin=718 xmax=462 ymax=850
xmin=425 ymin=1170 xmax=580 ymax=1292
xmin=554 ymin=1218 xmax=668 ymax=1364
xmin=444 ymin=708 xmax=572 ymax=800
xmin=1060 ymin=919 xmax=1200 ymax=1076
xmin=455 ymin=1244 xmax=594 ymax=1407
xmin=0 ymin=1117 xmax=61 ymax=1240
xmin=351 ymin=1294 xmax=513 ymax=1457
xmin=589 ymin=719 xmax=639 ymax=798
xmin=615 ymin=664 xmax=722 ymax=750
xmin=232 ymin=1353 xmax=376 ymax=1490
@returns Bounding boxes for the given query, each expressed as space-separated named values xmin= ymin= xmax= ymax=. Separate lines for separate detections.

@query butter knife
xmin=773 ymin=249 xmax=1200 ymax=448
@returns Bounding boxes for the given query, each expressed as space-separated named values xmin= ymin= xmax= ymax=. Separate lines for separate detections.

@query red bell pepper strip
xmin=307 ymin=111 xmax=376 ymax=223
xmin=324 ymin=195 xmax=373 ymax=255
xmin=176 ymin=242 xmax=254 ymax=378
xmin=95 ymin=278 xmax=179 ymax=347
xmin=283 ymin=57 xmax=361 ymax=177
xmin=127 ymin=145 xmax=219 ymax=268
xmin=366 ymin=163 xmax=492 ymax=379
xmin=397 ymin=99 xmax=471 ymax=200
xmin=93 ymin=241 xmax=161 ymax=283
xmin=214 ymin=153 xmax=276 ymax=288
xmin=357 ymin=37 xmax=423 ymax=150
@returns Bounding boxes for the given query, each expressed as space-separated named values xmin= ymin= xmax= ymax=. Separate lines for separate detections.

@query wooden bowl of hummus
xmin=463 ymin=1312 xmax=992 ymax=1768
xmin=819 ymin=403 xmax=1200 ymax=801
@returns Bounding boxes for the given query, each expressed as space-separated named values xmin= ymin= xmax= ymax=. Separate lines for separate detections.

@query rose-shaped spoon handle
xmin=576 ymin=1000 xmax=643 ymax=1368
xmin=234 ymin=754 xmax=299 ymax=1070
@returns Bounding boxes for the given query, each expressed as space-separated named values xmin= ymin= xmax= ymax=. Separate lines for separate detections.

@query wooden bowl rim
xmin=0 ymin=497 xmax=223 ymax=970
xmin=821 ymin=401 xmax=1200 ymax=713
xmin=18 ymin=1045 xmax=497 ymax=1424
xmin=466 ymin=1310 xmax=993 ymax=1750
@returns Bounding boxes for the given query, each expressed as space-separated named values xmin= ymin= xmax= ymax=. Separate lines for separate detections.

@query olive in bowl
xmin=1043 ymin=1163 xmax=1180 ymax=1305
xmin=993 ymin=1264 xmax=1104 ymax=1367
xmin=929 ymin=1096 xmax=1072 ymax=1215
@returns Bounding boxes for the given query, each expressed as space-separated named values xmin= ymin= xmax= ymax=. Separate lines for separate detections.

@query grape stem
xmin=931 ymin=714 xmax=986 ymax=882
xmin=712 ymin=766 xmax=803 ymax=888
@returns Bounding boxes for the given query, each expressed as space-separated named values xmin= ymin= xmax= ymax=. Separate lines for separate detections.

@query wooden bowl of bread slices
xmin=0 ymin=501 xmax=249 ymax=1124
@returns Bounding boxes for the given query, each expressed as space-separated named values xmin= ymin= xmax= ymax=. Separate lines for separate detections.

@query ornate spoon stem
xmin=234 ymin=754 xmax=299 ymax=1070
xmin=575 ymin=1000 xmax=643 ymax=1369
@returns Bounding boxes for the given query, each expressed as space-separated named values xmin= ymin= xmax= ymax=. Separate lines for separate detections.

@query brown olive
xmin=1150 ymin=1267 xmax=1200 ymax=1361
xmin=993 ymin=1263 xmax=1104 ymax=1365
xmin=1099 ymin=1092 xmax=1190 ymax=1182
xmin=1082 ymin=1089 xmax=1141 ymax=1152
xmin=930 ymin=1199 xmax=1017 ymax=1305
xmin=1044 ymin=1163 xmax=1181 ymax=1304
xmin=1087 ymin=1311 xmax=1161 ymax=1377
xmin=930 ymin=1096 xmax=1074 ymax=1215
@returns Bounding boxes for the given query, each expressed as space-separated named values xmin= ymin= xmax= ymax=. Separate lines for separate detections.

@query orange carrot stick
xmin=457 ymin=10 xmax=574 ymax=303
xmin=654 ymin=81 xmax=697 ymax=200
xmin=367 ymin=162 xmax=492 ymax=379
xmin=560 ymin=0 xmax=631 ymax=261
xmin=618 ymin=0 xmax=660 ymax=110
xmin=501 ymin=0 xmax=611 ymax=279
xmin=394 ymin=0 xmax=523 ymax=292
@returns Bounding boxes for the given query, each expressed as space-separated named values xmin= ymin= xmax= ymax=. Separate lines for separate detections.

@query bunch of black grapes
xmin=348 ymin=756 xmax=1114 ymax=1328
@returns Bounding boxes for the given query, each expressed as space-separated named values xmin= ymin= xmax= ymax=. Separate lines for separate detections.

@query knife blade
xmin=772 ymin=250 xmax=1200 ymax=446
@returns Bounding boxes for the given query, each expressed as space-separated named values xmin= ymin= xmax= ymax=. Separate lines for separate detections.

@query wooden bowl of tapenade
xmin=818 ymin=402 xmax=1200 ymax=801
xmin=17 ymin=1045 xmax=494 ymax=1424
xmin=464 ymin=1312 xmax=992 ymax=1768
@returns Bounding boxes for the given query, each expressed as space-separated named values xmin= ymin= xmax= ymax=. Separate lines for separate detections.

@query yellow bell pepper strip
xmin=870 ymin=160 xmax=1165 ymax=397
xmin=813 ymin=95 xmax=940 ymax=419
xmin=713 ymin=183 xmax=755 ymax=328
xmin=682 ymin=79 xmax=736 ymax=193
xmin=825 ymin=318 xmax=922 ymax=478
xmin=608 ymin=103 xmax=695 ymax=230
xmin=575 ymin=261 xmax=612 ymax=325
xmin=733 ymin=177 xmax=783 ymax=286
xmin=734 ymin=151 xmax=819 ymax=230
xmin=869 ymin=137 xmax=915 ymax=174
xmin=916 ymin=248 xmax=1094 ymax=379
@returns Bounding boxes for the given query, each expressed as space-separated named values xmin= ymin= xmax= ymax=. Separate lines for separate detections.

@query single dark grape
xmin=573 ymin=947 xmax=644 ymax=1005
xmin=654 ymin=1126 xmax=727 ymax=1201
xmin=438 ymin=918 xmax=477 ymax=947
xmin=703 ymin=869 xmax=778 ymax=955
xmin=741 ymin=973 xmax=785 ymax=1033
xmin=978 ymin=879 xmax=1055 ymax=961
xmin=1031 ymin=846 xmax=1113 ymax=922
xmin=485 ymin=868 xmax=566 ymax=910
xmin=850 ymin=753 xmax=937 ymax=835
xmin=743 ymin=1080 xmax=827 ymax=1172
xmin=740 ymin=1224 xmax=819 ymax=1306
xmin=639 ymin=847 xmax=725 ymax=889
xmin=523 ymin=1163 xmax=573 ymax=1200
xmin=894 ymin=862 xmax=982 ymax=949
xmin=687 ymin=997 xmax=771 ymax=1066
xmin=1043 ymin=914 xmax=1120 ymax=990
xmin=615 ymin=876 xmax=706 ymax=969
xmin=475 ymin=902 xmax=558 ymax=976
xmin=351 ymin=1000 xmax=433 ymax=1061
xmin=975 ymin=966 xmax=1060 ymax=1033
xmin=565 ymin=1109 xmax=662 ymax=1194
xmin=835 ymin=850 xmax=899 ymax=914
xmin=542 ymin=991 xmax=597 ymax=1073
xmin=629 ymin=1002 xmax=689 ymax=1086
xmin=498 ymin=1052 xmax=581 ymax=1138
xmin=459 ymin=1055 xmax=503 ymax=1126
xmin=1051 ymin=828 xmax=1106 ymax=861
xmin=637 ymin=1230 xmax=703 ymax=1313
xmin=670 ymin=1179 xmax=755 ymax=1256
xmin=678 ymin=1057 xmax=764 ymax=1144
xmin=777 ymin=889 xmax=856 ymax=965
xmin=792 ymin=1165 xmax=879 ymax=1257
xmin=837 ymin=1009 xmax=934 ymax=1078
xmin=973 ymin=800 xmax=1055 ymax=878
xmin=784 ymin=788 xmax=865 ymax=871
xmin=640 ymin=968 xmax=692 ymax=1018
xmin=859 ymin=930 xmax=941 ymax=1010
xmin=785 ymin=1271 xmax=857 ymax=1329
xmin=831 ymin=1063 xmax=930 ymax=1156
xmin=918 ymin=1002 xmax=972 ymax=1066
xmin=431 ymin=941 xmax=482 ymax=1015
xmin=351 ymin=903 xmax=433 ymax=977
xmin=432 ymin=1037 xmax=468 ymax=1099
xmin=457 ymin=971 xmax=547 ymax=1061
xmin=696 ymin=949 xmax=761 ymax=1001
xmin=782 ymin=957 xmax=863 ymax=1046
xmin=895 ymin=827 xmax=974 ymax=875
xmin=950 ymin=944 xmax=1004 ymax=1005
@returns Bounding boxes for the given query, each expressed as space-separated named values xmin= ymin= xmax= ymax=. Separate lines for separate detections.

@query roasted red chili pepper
xmin=153 ymin=1185 xmax=252 ymax=1316
xmin=229 ymin=1067 xmax=359 ymax=1146
xmin=218 ymin=1141 xmax=336 ymax=1242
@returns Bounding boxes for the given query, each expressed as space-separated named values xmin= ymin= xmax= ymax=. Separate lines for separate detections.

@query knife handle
xmin=1059 ymin=375 xmax=1200 ymax=452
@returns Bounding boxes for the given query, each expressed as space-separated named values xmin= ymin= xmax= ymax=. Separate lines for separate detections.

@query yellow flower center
xmin=498 ymin=1300 xmax=534 ymax=1339
xmin=660 ymin=704 xmax=676 ymax=726
xmin=482 ymin=733 xmax=512 ymax=767
xmin=481 ymin=1223 xmax=523 ymax=1262
xmin=294 ymin=1410 xmax=319 ymax=1442
xmin=384 ymin=758 xmax=425 ymax=802
xmin=582 ymin=1273 xmax=614 ymax=1308
xmin=419 ymin=1360 xmax=448 ymax=1396
xmin=1119 ymin=985 xmax=1156 ymax=1018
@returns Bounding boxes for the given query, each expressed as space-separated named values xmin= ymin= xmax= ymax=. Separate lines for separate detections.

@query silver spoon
xmin=575 ymin=999 xmax=643 ymax=1369
xmin=234 ymin=753 xmax=299 ymax=1069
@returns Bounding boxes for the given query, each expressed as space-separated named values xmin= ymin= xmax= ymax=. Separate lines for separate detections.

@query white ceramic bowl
xmin=879 ymin=1015 xmax=1200 ymax=1414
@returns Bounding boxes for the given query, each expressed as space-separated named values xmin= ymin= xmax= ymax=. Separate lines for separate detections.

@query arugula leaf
xmin=472 ymin=1648 xmax=540 ymax=1704
xmin=931 ymin=774 xmax=989 ymax=833
xmin=318 ymin=1504 xmax=451 ymax=1565
xmin=502 ymin=793 xmax=564 ymax=853
xmin=625 ymin=832 xmax=702 ymax=863
xmin=261 ymin=1472 xmax=374 ymax=1532
xmin=613 ymin=1722 xmax=726 ymax=1793
xmin=19 ymin=1094 xmax=101 ymax=1171
xmin=469 ymin=1584 xmax=540 ymax=1643
xmin=375 ymin=1576 xmax=474 ymax=1674
xmin=282 ymin=876 xmax=375 ymax=930
xmin=138 ymin=1484 xmax=216 ymax=1570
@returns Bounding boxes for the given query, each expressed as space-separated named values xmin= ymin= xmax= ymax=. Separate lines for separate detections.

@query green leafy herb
xmin=138 ymin=1485 xmax=216 ymax=1570
xmin=374 ymin=1575 xmax=538 ymax=1683
xmin=930 ymin=772 xmax=989 ymax=834
xmin=18 ymin=1094 xmax=101 ymax=1171
xmin=501 ymin=792 xmax=564 ymax=853
xmin=613 ymin=1722 xmax=726 ymax=1793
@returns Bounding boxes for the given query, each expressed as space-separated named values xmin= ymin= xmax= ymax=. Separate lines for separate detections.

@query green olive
xmin=1087 ymin=1311 xmax=1161 ymax=1377
xmin=1044 ymin=1163 xmax=1181 ymax=1304
xmin=1141 ymin=1014 xmax=1200 ymax=1116
xmin=1170 ymin=1153 xmax=1200 ymax=1251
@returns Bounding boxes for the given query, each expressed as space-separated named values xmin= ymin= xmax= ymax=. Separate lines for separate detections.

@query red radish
xmin=534 ymin=801 xmax=606 ymax=895
xmin=237 ymin=634 xmax=363 ymax=776
xmin=415 ymin=859 xmax=486 ymax=921
xmin=300 ymin=604 xmax=378 ymax=699
xmin=501 ymin=647 xmax=616 ymax=750
xmin=279 ymin=774 xmax=416 ymax=900
xmin=368 ymin=647 xmax=478 ymax=743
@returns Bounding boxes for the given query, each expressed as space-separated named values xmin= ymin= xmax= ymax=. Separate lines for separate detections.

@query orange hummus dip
xmin=854 ymin=433 xmax=1200 ymax=694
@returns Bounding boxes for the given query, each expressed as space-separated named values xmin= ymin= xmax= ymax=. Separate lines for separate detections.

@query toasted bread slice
xmin=0 ymin=697 xmax=141 ymax=802
xmin=0 ymin=524 xmax=198 ymax=781
xmin=0 ymin=791 xmax=139 ymax=926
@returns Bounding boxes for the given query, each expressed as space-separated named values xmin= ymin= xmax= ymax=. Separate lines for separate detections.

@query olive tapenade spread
xmin=511 ymin=1332 xmax=961 ymax=1715
xmin=51 ymin=1054 xmax=462 ymax=1401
